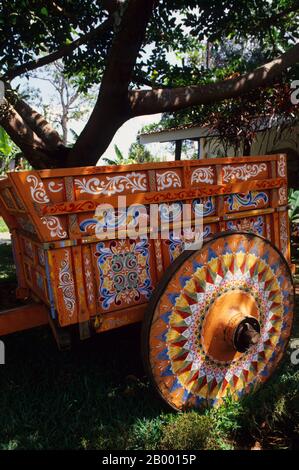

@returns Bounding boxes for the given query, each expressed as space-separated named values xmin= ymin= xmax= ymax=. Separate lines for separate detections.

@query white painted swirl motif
xmin=223 ymin=163 xmax=267 ymax=182
xmin=280 ymin=212 xmax=288 ymax=252
xmin=191 ymin=167 xmax=214 ymax=184
xmin=75 ymin=172 xmax=147 ymax=195
xmin=27 ymin=175 xmax=50 ymax=203
xmin=48 ymin=181 xmax=64 ymax=193
xmin=84 ymin=255 xmax=95 ymax=304
xmin=277 ymin=155 xmax=286 ymax=177
xmin=156 ymin=171 xmax=182 ymax=191
xmin=278 ymin=186 xmax=287 ymax=205
xmin=58 ymin=250 xmax=76 ymax=316
xmin=41 ymin=216 xmax=67 ymax=239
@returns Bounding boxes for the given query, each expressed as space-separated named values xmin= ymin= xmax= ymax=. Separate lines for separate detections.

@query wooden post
xmin=175 ymin=140 xmax=182 ymax=160
xmin=197 ymin=138 xmax=201 ymax=159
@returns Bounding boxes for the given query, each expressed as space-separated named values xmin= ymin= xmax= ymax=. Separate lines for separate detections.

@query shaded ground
xmin=0 ymin=242 xmax=298 ymax=450
xmin=0 ymin=243 xmax=23 ymax=310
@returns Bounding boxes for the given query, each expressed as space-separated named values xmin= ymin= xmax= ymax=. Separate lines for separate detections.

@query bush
xmin=159 ymin=412 xmax=220 ymax=450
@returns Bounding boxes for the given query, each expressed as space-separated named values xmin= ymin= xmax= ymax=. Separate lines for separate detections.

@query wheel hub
xmin=202 ymin=290 xmax=261 ymax=362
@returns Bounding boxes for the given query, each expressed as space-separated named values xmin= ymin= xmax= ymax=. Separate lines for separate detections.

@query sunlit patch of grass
xmin=0 ymin=218 xmax=8 ymax=233
xmin=159 ymin=412 xmax=225 ymax=450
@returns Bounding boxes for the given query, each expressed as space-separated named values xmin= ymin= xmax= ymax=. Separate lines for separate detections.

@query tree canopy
xmin=0 ymin=0 xmax=299 ymax=169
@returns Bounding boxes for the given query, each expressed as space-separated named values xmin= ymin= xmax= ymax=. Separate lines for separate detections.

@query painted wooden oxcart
xmin=0 ymin=154 xmax=294 ymax=410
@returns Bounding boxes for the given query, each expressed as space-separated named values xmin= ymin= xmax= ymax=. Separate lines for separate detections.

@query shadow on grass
xmin=0 ymin=243 xmax=165 ymax=449
xmin=0 ymin=323 xmax=166 ymax=450
xmin=0 ymin=245 xmax=299 ymax=450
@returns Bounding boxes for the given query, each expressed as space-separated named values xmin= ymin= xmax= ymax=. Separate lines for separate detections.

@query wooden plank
xmin=0 ymin=303 xmax=48 ymax=337
xmin=29 ymin=153 xmax=281 ymax=178
xmin=1 ymin=154 xmax=291 ymax=337
xmin=94 ymin=304 xmax=146 ymax=333
xmin=41 ymin=177 xmax=286 ymax=216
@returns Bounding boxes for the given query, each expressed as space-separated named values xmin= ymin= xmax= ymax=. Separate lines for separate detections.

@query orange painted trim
xmin=223 ymin=207 xmax=275 ymax=221
xmin=42 ymin=177 xmax=287 ymax=216
xmin=9 ymin=171 xmax=52 ymax=241
xmin=72 ymin=245 xmax=90 ymax=323
xmin=14 ymin=154 xmax=282 ymax=179
xmin=11 ymin=230 xmax=28 ymax=290
xmin=94 ymin=304 xmax=146 ymax=333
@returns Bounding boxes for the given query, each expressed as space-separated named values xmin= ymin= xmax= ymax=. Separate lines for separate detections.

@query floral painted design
xmin=95 ymin=239 xmax=152 ymax=310
xmin=227 ymin=216 xmax=264 ymax=236
xmin=225 ymin=191 xmax=268 ymax=212
xmin=193 ymin=197 xmax=215 ymax=217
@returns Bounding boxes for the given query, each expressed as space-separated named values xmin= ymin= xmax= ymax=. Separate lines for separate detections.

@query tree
xmin=102 ymin=142 xmax=154 ymax=165
xmin=27 ymin=61 xmax=96 ymax=145
xmin=128 ymin=142 xmax=154 ymax=163
xmin=0 ymin=127 xmax=29 ymax=174
xmin=0 ymin=0 xmax=299 ymax=170
xmin=150 ymin=38 xmax=299 ymax=157
xmin=102 ymin=144 xmax=132 ymax=165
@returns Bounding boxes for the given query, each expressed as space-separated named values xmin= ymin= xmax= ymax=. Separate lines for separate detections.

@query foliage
xmin=0 ymin=127 xmax=21 ymax=175
xmin=148 ymin=34 xmax=299 ymax=155
xmin=1 ymin=1 xmax=298 ymax=91
xmin=159 ymin=412 xmax=221 ymax=450
xmin=203 ymin=84 xmax=299 ymax=156
xmin=152 ymin=92 xmax=298 ymax=158
xmin=128 ymin=142 xmax=155 ymax=164
xmin=0 ymin=218 xmax=8 ymax=233
xmin=102 ymin=145 xmax=132 ymax=166
xmin=289 ymin=189 xmax=299 ymax=241
xmin=0 ymin=127 xmax=30 ymax=175
xmin=0 ymin=1 xmax=299 ymax=168
xmin=289 ymin=189 xmax=299 ymax=225
xmin=102 ymin=144 xmax=155 ymax=166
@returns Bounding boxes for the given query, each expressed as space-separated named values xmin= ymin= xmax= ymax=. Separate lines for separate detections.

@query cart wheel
xmin=142 ymin=232 xmax=294 ymax=410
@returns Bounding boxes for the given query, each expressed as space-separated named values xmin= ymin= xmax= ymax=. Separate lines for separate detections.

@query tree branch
xmin=0 ymin=100 xmax=56 ymax=168
xmin=261 ymin=1 xmax=299 ymax=27
xmin=3 ymin=17 xmax=114 ymax=81
xmin=101 ymin=0 xmax=125 ymax=15
xmin=129 ymin=42 xmax=299 ymax=116
xmin=133 ymin=73 xmax=167 ymax=88
xmin=14 ymin=98 xmax=65 ymax=149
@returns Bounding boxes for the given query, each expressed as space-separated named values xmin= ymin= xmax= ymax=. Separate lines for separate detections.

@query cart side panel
xmin=1 ymin=154 xmax=289 ymax=333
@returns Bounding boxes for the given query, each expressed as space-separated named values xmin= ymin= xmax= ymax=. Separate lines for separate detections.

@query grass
xmin=0 ymin=218 xmax=8 ymax=233
xmin=0 ymin=243 xmax=298 ymax=450
xmin=0 ymin=243 xmax=16 ymax=282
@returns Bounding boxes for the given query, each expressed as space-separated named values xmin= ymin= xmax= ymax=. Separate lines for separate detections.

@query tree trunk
xmin=243 ymin=139 xmax=251 ymax=156
xmin=67 ymin=0 xmax=156 ymax=167
xmin=175 ymin=140 xmax=182 ymax=160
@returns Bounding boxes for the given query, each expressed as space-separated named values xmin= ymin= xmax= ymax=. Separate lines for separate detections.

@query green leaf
xmin=0 ymin=127 xmax=13 ymax=155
